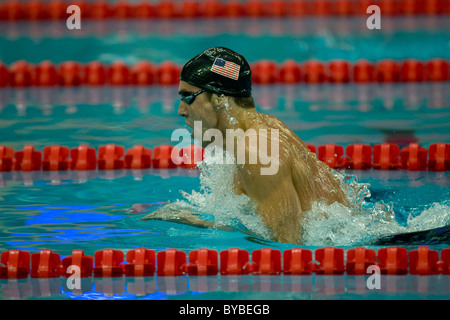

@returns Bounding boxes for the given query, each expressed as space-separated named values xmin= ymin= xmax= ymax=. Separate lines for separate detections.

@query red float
xmin=278 ymin=60 xmax=302 ymax=84
xmin=14 ymin=145 xmax=42 ymax=171
xmin=157 ymin=248 xmax=187 ymax=276
xmin=269 ymin=0 xmax=288 ymax=17
xmin=318 ymin=144 xmax=346 ymax=169
xmin=346 ymin=247 xmax=377 ymax=275
xmin=335 ymin=0 xmax=354 ymax=15
xmin=400 ymin=143 xmax=428 ymax=170
xmin=157 ymin=61 xmax=181 ymax=85
xmin=252 ymin=60 xmax=279 ymax=84
xmin=376 ymin=59 xmax=401 ymax=82
xmin=124 ymin=145 xmax=152 ymax=169
xmin=357 ymin=0 xmax=379 ymax=15
xmin=0 ymin=250 xmax=30 ymax=279
xmin=70 ymin=145 xmax=97 ymax=170
xmin=353 ymin=59 xmax=375 ymax=83
xmin=48 ymin=0 xmax=66 ymax=20
xmin=372 ymin=143 xmax=401 ymax=170
xmin=202 ymin=0 xmax=224 ymax=18
xmin=98 ymin=144 xmax=125 ymax=170
xmin=400 ymin=0 xmax=421 ymax=14
xmin=34 ymin=61 xmax=58 ymax=86
xmin=379 ymin=0 xmax=399 ymax=15
xmin=223 ymin=0 xmax=244 ymax=17
xmin=186 ymin=248 xmax=219 ymax=276
xmin=10 ymin=60 xmax=34 ymax=87
xmin=108 ymin=61 xmax=131 ymax=85
xmin=84 ymin=61 xmax=107 ymax=86
xmin=156 ymin=0 xmax=178 ymax=18
xmin=312 ymin=247 xmax=345 ymax=275
xmin=131 ymin=61 xmax=156 ymax=85
xmin=0 ymin=62 xmax=9 ymax=87
xmin=283 ymin=248 xmax=313 ymax=275
xmin=60 ymin=249 xmax=94 ymax=278
xmin=423 ymin=0 xmax=447 ymax=14
xmin=428 ymin=143 xmax=450 ymax=171
xmin=303 ymin=60 xmax=327 ymax=83
xmin=377 ymin=247 xmax=408 ymax=275
xmin=4 ymin=0 xmax=24 ymax=21
xmin=0 ymin=146 xmax=14 ymax=172
xmin=59 ymin=61 xmax=83 ymax=86
xmin=306 ymin=144 xmax=316 ymax=154
xmin=310 ymin=0 xmax=331 ymax=15
xmin=26 ymin=0 xmax=49 ymax=20
xmin=152 ymin=145 xmax=178 ymax=169
xmin=220 ymin=248 xmax=251 ymax=275
xmin=247 ymin=0 xmax=266 ymax=17
xmin=345 ymin=144 xmax=372 ymax=170
xmin=123 ymin=248 xmax=156 ymax=277
xmin=31 ymin=249 xmax=61 ymax=278
xmin=181 ymin=0 xmax=201 ymax=18
xmin=93 ymin=249 xmax=124 ymax=277
xmin=408 ymin=246 xmax=440 ymax=275
xmin=133 ymin=1 xmax=155 ymax=18
xmin=328 ymin=60 xmax=350 ymax=83
xmin=425 ymin=58 xmax=449 ymax=81
xmin=89 ymin=0 xmax=111 ymax=19
xmin=42 ymin=145 xmax=70 ymax=171
xmin=439 ymin=248 xmax=450 ymax=274
xmin=291 ymin=0 xmax=308 ymax=15
xmin=401 ymin=59 xmax=425 ymax=82
xmin=251 ymin=248 xmax=282 ymax=275
xmin=114 ymin=0 xmax=133 ymax=19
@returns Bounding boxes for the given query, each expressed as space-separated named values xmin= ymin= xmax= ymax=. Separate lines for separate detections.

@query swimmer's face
xmin=178 ymin=81 xmax=218 ymax=144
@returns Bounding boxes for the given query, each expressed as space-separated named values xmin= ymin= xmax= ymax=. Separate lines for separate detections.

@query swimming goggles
xmin=180 ymin=89 xmax=205 ymax=105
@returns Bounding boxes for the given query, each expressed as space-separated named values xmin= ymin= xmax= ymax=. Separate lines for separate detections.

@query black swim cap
xmin=180 ymin=47 xmax=252 ymax=97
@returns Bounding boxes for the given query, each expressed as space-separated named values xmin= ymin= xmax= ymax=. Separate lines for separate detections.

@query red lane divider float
xmin=0 ymin=0 xmax=448 ymax=21
xmin=0 ymin=58 xmax=448 ymax=88
xmin=1 ymin=142 xmax=450 ymax=172
xmin=1 ymin=246 xmax=449 ymax=279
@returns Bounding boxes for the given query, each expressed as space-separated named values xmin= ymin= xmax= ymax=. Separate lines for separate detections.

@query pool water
xmin=1 ymin=12 xmax=450 ymax=300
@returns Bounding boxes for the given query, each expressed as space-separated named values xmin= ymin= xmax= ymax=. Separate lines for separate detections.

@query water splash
xmin=169 ymin=151 xmax=450 ymax=246
xmin=302 ymin=171 xmax=450 ymax=246
xmin=173 ymin=151 xmax=273 ymax=240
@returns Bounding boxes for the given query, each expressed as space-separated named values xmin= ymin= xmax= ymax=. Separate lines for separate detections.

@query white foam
xmin=173 ymin=150 xmax=450 ymax=246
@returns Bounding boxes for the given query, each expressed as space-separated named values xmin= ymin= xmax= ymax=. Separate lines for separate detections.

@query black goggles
xmin=180 ymin=89 xmax=205 ymax=105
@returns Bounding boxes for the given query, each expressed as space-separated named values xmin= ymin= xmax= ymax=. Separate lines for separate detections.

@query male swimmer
xmin=141 ymin=47 xmax=349 ymax=244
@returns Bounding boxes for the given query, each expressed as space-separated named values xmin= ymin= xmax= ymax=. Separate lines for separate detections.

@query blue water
xmin=1 ymin=16 xmax=450 ymax=300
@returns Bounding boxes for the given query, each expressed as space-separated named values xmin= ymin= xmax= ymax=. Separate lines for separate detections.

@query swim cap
xmin=180 ymin=47 xmax=252 ymax=97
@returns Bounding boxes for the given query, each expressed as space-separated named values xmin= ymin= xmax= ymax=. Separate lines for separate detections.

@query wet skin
xmin=141 ymin=81 xmax=349 ymax=244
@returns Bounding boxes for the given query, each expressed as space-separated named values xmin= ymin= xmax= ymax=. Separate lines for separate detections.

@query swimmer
xmin=141 ymin=47 xmax=349 ymax=244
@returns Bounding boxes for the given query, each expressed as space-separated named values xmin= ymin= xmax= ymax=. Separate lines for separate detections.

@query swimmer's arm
xmin=237 ymin=152 xmax=303 ymax=244
xmin=139 ymin=203 xmax=233 ymax=231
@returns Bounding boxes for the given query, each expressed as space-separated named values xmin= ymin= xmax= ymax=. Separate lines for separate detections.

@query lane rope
xmin=1 ymin=246 xmax=449 ymax=278
xmin=0 ymin=58 xmax=449 ymax=87
xmin=1 ymin=142 xmax=449 ymax=172
xmin=1 ymin=0 xmax=449 ymax=21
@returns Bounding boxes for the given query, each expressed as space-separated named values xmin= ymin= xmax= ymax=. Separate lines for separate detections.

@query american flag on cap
xmin=210 ymin=57 xmax=240 ymax=80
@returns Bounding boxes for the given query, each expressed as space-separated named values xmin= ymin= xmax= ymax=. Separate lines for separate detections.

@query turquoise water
xmin=1 ymin=16 xmax=450 ymax=299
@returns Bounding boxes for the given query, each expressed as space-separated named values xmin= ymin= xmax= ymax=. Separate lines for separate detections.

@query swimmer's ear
xmin=211 ymin=93 xmax=229 ymax=109
xmin=210 ymin=93 xmax=222 ymax=108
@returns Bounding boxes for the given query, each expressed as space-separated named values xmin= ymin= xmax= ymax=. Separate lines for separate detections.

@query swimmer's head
xmin=178 ymin=48 xmax=256 ymax=147
xmin=180 ymin=47 xmax=252 ymax=98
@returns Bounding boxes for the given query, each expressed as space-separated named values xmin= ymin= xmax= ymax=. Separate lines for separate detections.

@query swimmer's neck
xmin=215 ymin=102 xmax=260 ymax=149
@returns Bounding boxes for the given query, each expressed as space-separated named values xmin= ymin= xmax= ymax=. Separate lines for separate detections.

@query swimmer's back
xmin=255 ymin=113 xmax=349 ymax=212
